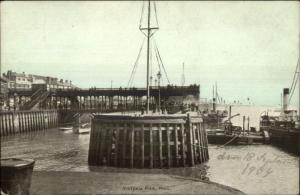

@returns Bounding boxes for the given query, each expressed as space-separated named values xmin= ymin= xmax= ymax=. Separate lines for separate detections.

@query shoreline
xmin=30 ymin=170 xmax=246 ymax=195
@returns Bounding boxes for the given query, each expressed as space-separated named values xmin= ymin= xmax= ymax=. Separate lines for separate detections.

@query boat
xmin=59 ymin=127 xmax=73 ymax=131
xmin=201 ymin=84 xmax=228 ymax=129
xmin=259 ymin=59 xmax=300 ymax=155
xmin=73 ymin=123 xmax=91 ymax=134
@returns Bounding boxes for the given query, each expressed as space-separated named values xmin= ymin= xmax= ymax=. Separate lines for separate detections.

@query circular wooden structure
xmin=88 ymin=114 xmax=209 ymax=168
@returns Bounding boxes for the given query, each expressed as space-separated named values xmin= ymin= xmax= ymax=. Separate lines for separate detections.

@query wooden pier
xmin=0 ymin=110 xmax=58 ymax=136
xmin=88 ymin=114 xmax=209 ymax=168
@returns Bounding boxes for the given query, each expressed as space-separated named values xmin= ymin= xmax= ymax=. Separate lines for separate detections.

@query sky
xmin=1 ymin=1 xmax=299 ymax=106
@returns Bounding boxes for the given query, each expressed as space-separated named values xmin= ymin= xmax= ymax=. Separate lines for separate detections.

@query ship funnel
xmin=283 ymin=88 xmax=289 ymax=111
xmin=212 ymin=98 xmax=216 ymax=112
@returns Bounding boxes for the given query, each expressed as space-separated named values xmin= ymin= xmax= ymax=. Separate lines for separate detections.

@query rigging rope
xmin=289 ymin=73 xmax=299 ymax=104
xmin=139 ymin=1 xmax=145 ymax=29
xmin=153 ymin=1 xmax=159 ymax=28
xmin=127 ymin=38 xmax=145 ymax=88
xmin=153 ymin=38 xmax=170 ymax=84
xmin=288 ymin=58 xmax=299 ymax=104
xmin=289 ymin=60 xmax=299 ymax=92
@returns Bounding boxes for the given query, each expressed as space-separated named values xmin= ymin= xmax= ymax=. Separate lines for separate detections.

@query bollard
xmin=1 ymin=158 xmax=35 ymax=195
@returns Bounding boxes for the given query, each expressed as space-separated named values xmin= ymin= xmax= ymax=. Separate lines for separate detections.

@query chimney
xmin=283 ymin=88 xmax=289 ymax=112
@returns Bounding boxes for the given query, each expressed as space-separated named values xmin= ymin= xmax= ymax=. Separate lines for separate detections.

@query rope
xmin=289 ymin=59 xmax=299 ymax=92
xmin=288 ymin=58 xmax=300 ymax=104
xmin=289 ymin=73 xmax=299 ymax=104
xmin=153 ymin=38 xmax=170 ymax=84
xmin=153 ymin=1 xmax=159 ymax=28
xmin=139 ymin=1 xmax=145 ymax=29
xmin=127 ymin=38 xmax=145 ymax=88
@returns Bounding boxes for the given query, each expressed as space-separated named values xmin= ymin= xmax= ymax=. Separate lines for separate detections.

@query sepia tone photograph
xmin=0 ymin=1 xmax=299 ymax=194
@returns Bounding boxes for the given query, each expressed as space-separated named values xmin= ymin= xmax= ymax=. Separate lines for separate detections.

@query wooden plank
xmin=174 ymin=124 xmax=179 ymax=166
xmin=8 ymin=113 xmax=13 ymax=135
xmin=107 ymin=124 xmax=113 ymax=166
xmin=23 ymin=113 xmax=27 ymax=133
xmin=114 ymin=124 xmax=120 ymax=166
xmin=196 ymin=123 xmax=202 ymax=163
xmin=4 ymin=114 xmax=7 ymax=135
xmin=180 ymin=123 xmax=185 ymax=167
xmin=88 ymin=122 xmax=97 ymax=165
xmin=166 ymin=124 xmax=171 ymax=168
xmin=203 ymin=124 xmax=209 ymax=160
xmin=95 ymin=123 xmax=102 ymax=165
xmin=38 ymin=112 xmax=42 ymax=131
xmin=0 ymin=115 xmax=4 ymax=136
xmin=158 ymin=124 xmax=163 ymax=168
xmin=122 ymin=124 xmax=127 ymax=167
xmin=11 ymin=113 xmax=15 ymax=134
xmin=187 ymin=115 xmax=194 ymax=166
xmin=33 ymin=112 xmax=37 ymax=131
xmin=29 ymin=112 xmax=33 ymax=131
xmin=149 ymin=123 xmax=153 ymax=168
xmin=141 ymin=124 xmax=145 ymax=168
xmin=130 ymin=124 xmax=134 ymax=168
xmin=99 ymin=124 xmax=107 ymax=165
xmin=192 ymin=123 xmax=196 ymax=164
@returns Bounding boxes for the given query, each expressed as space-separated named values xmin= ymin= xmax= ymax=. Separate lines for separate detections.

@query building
xmin=0 ymin=76 xmax=9 ymax=110
xmin=2 ymin=70 xmax=78 ymax=90
xmin=0 ymin=76 xmax=9 ymax=94
xmin=4 ymin=71 xmax=32 ymax=89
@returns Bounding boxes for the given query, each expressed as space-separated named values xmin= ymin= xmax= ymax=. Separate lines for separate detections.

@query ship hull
xmin=268 ymin=128 xmax=300 ymax=156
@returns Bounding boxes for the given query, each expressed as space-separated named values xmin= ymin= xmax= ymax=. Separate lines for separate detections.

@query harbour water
xmin=1 ymin=106 xmax=299 ymax=194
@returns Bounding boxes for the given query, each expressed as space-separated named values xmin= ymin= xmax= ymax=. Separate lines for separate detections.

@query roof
xmin=0 ymin=76 xmax=9 ymax=83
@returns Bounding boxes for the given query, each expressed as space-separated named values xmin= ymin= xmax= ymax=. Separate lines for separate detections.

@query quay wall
xmin=0 ymin=110 xmax=58 ymax=136
xmin=88 ymin=114 xmax=209 ymax=168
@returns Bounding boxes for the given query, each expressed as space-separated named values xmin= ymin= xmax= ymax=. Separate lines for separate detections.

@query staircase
xmin=21 ymin=89 xmax=50 ymax=110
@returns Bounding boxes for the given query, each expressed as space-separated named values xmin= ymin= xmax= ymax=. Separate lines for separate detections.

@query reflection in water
xmin=1 ymin=106 xmax=299 ymax=194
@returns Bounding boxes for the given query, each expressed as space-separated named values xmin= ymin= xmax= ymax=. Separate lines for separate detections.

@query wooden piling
xmin=149 ymin=123 xmax=153 ymax=168
xmin=166 ymin=124 xmax=171 ymax=168
xmin=141 ymin=124 xmax=145 ymax=168
xmin=88 ymin=114 xmax=208 ymax=168
xmin=130 ymin=124 xmax=134 ymax=168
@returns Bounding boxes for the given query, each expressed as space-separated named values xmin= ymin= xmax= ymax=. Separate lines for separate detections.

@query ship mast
xmin=146 ymin=0 xmax=151 ymax=114
xmin=298 ymin=56 xmax=300 ymax=121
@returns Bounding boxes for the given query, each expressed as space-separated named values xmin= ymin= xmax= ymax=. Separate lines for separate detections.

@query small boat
xmin=77 ymin=127 xmax=90 ymax=134
xmin=59 ymin=127 xmax=73 ymax=131
xmin=73 ymin=125 xmax=90 ymax=134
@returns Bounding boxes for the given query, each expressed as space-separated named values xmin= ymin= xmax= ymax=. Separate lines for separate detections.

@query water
xmin=1 ymin=105 xmax=299 ymax=194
